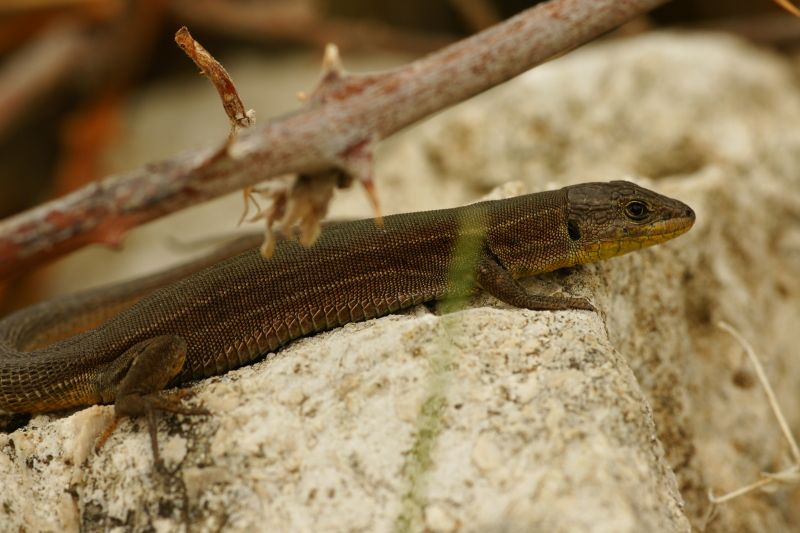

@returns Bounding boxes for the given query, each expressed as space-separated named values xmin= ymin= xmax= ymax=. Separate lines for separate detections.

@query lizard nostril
xmin=685 ymin=207 xmax=695 ymax=218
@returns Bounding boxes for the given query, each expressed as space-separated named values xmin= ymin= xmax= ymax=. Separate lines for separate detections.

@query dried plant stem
xmin=708 ymin=475 xmax=776 ymax=505
xmin=717 ymin=321 xmax=800 ymax=463
xmin=174 ymin=26 xmax=255 ymax=137
xmin=705 ymin=321 xmax=800 ymax=516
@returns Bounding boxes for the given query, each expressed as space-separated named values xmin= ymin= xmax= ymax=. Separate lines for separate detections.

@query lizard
xmin=0 ymin=180 xmax=694 ymax=465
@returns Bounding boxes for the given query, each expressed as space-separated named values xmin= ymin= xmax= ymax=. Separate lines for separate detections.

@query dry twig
xmin=174 ymin=26 xmax=255 ymax=139
xmin=702 ymin=321 xmax=800 ymax=528
xmin=0 ymin=0 xmax=671 ymax=279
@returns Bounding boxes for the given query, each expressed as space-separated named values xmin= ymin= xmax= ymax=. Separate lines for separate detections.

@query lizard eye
xmin=624 ymin=201 xmax=649 ymax=221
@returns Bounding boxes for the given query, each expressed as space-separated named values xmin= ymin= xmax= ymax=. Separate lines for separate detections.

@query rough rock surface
xmin=3 ymin=32 xmax=800 ymax=532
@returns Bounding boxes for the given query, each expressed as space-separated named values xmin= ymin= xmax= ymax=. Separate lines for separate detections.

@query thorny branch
xmin=0 ymin=0 xmax=670 ymax=279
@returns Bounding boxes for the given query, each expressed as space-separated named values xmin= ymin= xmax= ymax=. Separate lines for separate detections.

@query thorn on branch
xmin=321 ymin=43 xmax=344 ymax=78
xmin=298 ymin=44 xmax=360 ymax=104
xmin=174 ymin=26 xmax=255 ymax=140
xmin=309 ymin=47 xmax=381 ymax=221
xmin=306 ymin=43 xmax=350 ymax=105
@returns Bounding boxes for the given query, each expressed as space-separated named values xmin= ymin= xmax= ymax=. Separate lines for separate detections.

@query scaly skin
xmin=0 ymin=181 xmax=694 ymax=463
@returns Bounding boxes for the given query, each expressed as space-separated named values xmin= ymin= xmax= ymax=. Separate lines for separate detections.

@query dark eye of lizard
xmin=624 ymin=201 xmax=649 ymax=221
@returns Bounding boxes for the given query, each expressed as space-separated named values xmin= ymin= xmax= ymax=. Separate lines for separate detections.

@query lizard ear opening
xmin=567 ymin=219 xmax=581 ymax=241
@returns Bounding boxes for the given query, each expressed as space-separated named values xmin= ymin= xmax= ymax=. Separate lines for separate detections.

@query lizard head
xmin=565 ymin=180 xmax=695 ymax=263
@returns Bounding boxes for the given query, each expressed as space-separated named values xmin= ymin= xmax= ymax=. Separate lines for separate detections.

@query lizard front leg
xmin=476 ymin=253 xmax=595 ymax=311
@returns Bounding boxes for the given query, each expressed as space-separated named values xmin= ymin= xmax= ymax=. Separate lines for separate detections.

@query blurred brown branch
xmin=448 ymin=0 xmax=503 ymax=32
xmin=0 ymin=21 xmax=88 ymax=139
xmin=169 ymin=0 xmax=455 ymax=55
xmin=696 ymin=13 xmax=800 ymax=45
xmin=0 ymin=0 xmax=118 ymax=12
xmin=0 ymin=0 xmax=671 ymax=280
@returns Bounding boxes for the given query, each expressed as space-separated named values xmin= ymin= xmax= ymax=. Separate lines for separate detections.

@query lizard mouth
xmin=641 ymin=211 xmax=695 ymax=242
xmin=589 ymin=211 xmax=695 ymax=260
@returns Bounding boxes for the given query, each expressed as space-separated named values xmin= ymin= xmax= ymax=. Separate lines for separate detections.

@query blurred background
xmin=0 ymin=0 xmax=797 ymax=311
